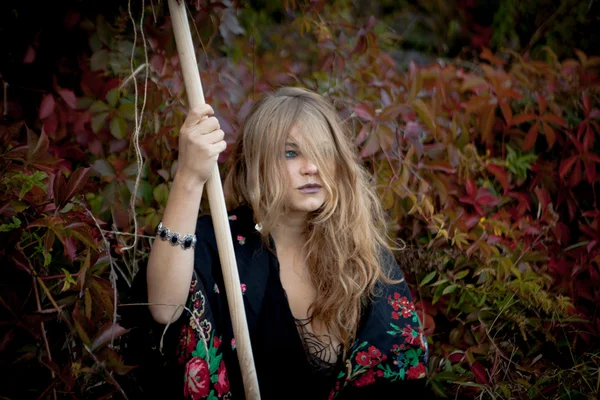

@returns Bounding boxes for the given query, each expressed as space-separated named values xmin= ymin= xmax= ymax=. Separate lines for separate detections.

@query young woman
xmin=145 ymin=87 xmax=429 ymax=399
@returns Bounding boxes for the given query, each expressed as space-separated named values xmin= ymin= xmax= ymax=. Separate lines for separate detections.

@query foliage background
xmin=1 ymin=0 xmax=599 ymax=399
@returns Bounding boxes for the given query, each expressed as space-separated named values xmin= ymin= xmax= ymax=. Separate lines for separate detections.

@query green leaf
xmin=412 ymin=99 xmax=437 ymax=136
xmin=153 ymin=183 xmax=170 ymax=206
xmin=433 ymin=283 xmax=447 ymax=304
xmin=0 ymin=217 xmax=22 ymax=232
xmin=110 ymin=115 xmax=127 ymax=139
xmin=90 ymin=49 xmax=109 ymax=72
xmin=88 ymin=33 xmax=102 ymax=52
xmin=420 ymin=271 xmax=437 ymax=286
xmin=443 ymin=285 xmax=459 ymax=295
xmin=106 ymin=88 xmax=119 ymax=108
xmin=91 ymin=112 xmax=109 ymax=133
xmin=93 ymin=160 xmax=116 ymax=178
xmin=14 ymin=171 xmax=47 ymax=200
xmin=89 ymin=101 xmax=110 ymax=114
xmin=118 ymin=102 xmax=136 ymax=121
xmin=454 ymin=270 xmax=469 ymax=280
xmin=77 ymin=97 xmax=94 ymax=109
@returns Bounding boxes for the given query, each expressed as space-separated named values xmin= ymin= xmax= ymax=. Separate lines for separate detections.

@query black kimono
xmin=175 ymin=205 xmax=430 ymax=400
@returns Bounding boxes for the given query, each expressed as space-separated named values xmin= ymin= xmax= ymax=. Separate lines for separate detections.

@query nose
xmin=300 ymin=158 xmax=318 ymax=176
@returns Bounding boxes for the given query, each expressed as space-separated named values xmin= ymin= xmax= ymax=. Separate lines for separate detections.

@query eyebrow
xmin=285 ymin=142 xmax=298 ymax=148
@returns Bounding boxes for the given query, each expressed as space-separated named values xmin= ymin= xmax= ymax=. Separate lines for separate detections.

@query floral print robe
xmin=177 ymin=206 xmax=429 ymax=399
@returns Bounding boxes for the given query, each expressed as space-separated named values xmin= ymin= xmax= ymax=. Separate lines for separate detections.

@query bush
xmin=1 ymin=1 xmax=598 ymax=399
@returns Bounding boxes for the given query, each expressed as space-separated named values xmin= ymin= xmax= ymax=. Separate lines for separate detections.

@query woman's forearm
xmin=147 ymin=173 xmax=204 ymax=324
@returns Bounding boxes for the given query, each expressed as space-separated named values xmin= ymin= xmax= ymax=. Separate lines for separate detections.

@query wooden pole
xmin=167 ymin=1 xmax=261 ymax=398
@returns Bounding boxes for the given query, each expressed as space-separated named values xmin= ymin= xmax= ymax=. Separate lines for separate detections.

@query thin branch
xmin=33 ymin=276 xmax=58 ymax=400
xmin=118 ymin=63 xmax=148 ymax=91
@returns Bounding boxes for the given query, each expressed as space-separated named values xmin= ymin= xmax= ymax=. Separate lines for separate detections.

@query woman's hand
xmin=176 ymin=104 xmax=227 ymax=185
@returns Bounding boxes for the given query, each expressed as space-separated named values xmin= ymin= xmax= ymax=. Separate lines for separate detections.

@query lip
xmin=298 ymin=183 xmax=322 ymax=189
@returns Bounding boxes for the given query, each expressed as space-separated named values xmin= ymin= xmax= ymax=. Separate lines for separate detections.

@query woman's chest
xmin=275 ymin=251 xmax=342 ymax=365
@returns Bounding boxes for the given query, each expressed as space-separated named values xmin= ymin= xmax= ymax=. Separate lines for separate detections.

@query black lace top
xmin=294 ymin=316 xmax=343 ymax=376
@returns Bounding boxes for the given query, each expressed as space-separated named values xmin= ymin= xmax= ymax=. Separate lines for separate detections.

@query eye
xmin=285 ymin=150 xmax=298 ymax=159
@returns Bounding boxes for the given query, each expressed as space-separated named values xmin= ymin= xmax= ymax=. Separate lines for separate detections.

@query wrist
xmin=172 ymin=172 xmax=205 ymax=195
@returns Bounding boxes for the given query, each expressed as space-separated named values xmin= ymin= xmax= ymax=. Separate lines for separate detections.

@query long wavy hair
xmin=224 ymin=87 xmax=395 ymax=350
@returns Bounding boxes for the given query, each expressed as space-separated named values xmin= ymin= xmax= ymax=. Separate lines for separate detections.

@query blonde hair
xmin=224 ymin=87 xmax=395 ymax=350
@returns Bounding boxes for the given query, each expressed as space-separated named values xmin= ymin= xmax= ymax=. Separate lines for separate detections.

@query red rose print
xmin=195 ymin=299 xmax=201 ymax=309
xmin=184 ymin=358 xmax=211 ymax=399
xmin=407 ymin=362 xmax=427 ymax=379
xmin=401 ymin=307 xmax=413 ymax=318
xmin=400 ymin=296 xmax=410 ymax=307
xmin=240 ymin=283 xmax=247 ymax=294
xmin=215 ymin=360 xmax=230 ymax=396
xmin=394 ymin=292 xmax=401 ymax=299
xmin=231 ymin=338 xmax=236 ymax=350
xmin=179 ymin=325 xmax=197 ymax=364
xmin=355 ymin=351 xmax=371 ymax=366
xmin=368 ymin=346 xmax=381 ymax=359
xmin=353 ymin=369 xmax=376 ymax=387
xmin=392 ymin=311 xmax=400 ymax=320
xmin=214 ymin=336 xmax=222 ymax=349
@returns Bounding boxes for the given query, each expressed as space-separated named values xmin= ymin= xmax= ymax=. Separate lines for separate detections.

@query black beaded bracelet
xmin=156 ymin=221 xmax=197 ymax=250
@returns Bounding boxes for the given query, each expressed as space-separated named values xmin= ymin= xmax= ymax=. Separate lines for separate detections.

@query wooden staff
xmin=167 ymin=1 xmax=261 ymax=398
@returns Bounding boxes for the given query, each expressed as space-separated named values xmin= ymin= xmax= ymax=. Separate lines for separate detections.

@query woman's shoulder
xmin=329 ymin=248 xmax=429 ymax=396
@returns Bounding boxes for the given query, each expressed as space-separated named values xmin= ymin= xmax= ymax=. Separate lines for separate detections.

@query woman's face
xmin=283 ymin=126 xmax=328 ymax=214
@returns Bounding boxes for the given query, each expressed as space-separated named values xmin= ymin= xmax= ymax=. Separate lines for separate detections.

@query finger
xmin=201 ymin=117 xmax=220 ymax=133
xmin=213 ymin=140 xmax=227 ymax=154
xmin=203 ymin=129 xmax=224 ymax=144
xmin=182 ymin=104 xmax=214 ymax=129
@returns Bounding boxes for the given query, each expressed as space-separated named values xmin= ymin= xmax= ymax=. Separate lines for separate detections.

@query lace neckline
xmin=294 ymin=317 xmax=343 ymax=376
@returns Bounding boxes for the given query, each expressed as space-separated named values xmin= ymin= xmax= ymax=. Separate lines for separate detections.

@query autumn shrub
xmin=1 ymin=1 xmax=599 ymax=399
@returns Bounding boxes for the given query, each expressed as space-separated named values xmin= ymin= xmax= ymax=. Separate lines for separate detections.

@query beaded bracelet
xmin=156 ymin=221 xmax=197 ymax=250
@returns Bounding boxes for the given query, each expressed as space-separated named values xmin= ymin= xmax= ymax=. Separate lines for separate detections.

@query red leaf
xmin=354 ymin=103 xmax=374 ymax=121
xmin=543 ymin=122 xmax=556 ymax=148
xmin=23 ymin=45 xmax=36 ymax=64
xmin=587 ymin=153 xmax=600 ymax=163
xmin=559 ymin=156 xmax=578 ymax=180
xmin=475 ymin=188 xmax=499 ymax=207
xmin=583 ymin=94 xmax=591 ymax=116
xmin=584 ymin=160 xmax=596 ymax=183
xmin=466 ymin=177 xmax=476 ymax=198
xmin=568 ymin=159 xmax=583 ymax=187
xmin=486 ymin=163 xmax=510 ymax=194
xmin=359 ymin=130 xmax=380 ymax=158
xmin=583 ymin=126 xmax=595 ymax=151
xmin=543 ymin=114 xmax=567 ymax=127
xmin=27 ymin=128 xmax=49 ymax=161
xmin=63 ymin=167 xmax=91 ymax=206
xmin=378 ymin=104 xmax=409 ymax=122
xmin=91 ymin=323 xmax=130 ymax=352
xmin=534 ymin=187 xmax=551 ymax=209
xmin=53 ymin=172 xmax=67 ymax=208
xmin=39 ymin=94 xmax=55 ymax=119
xmin=523 ymin=121 xmax=539 ymax=151
xmin=58 ymin=89 xmax=77 ymax=109
xmin=419 ymin=160 xmax=456 ymax=174
xmin=499 ymin=101 xmax=512 ymax=126
xmin=43 ymin=114 xmax=59 ymax=135
xmin=355 ymin=122 xmax=371 ymax=145
xmin=511 ymin=113 xmax=537 ymax=126
xmin=470 ymin=362 xmax=489 ymax=384
xmin=537 ymin=93 xmax=547 ymax=114
xmin=60 ymin=237 xmax=77 ymax=262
